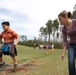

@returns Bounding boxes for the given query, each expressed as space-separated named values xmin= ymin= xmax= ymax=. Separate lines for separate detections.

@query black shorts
xmin=0 ymin=44 xmax=17 ymax=57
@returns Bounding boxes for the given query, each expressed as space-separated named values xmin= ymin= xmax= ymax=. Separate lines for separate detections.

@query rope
xmin=20 ymin=63 xmax=38 ymax=70
xmin=0 ymin=64 xmax=12 ymax=71
xmin=30 ymin=60 xmax=45 ymax=65
xmin=2 ymin=68 xmax=29 ymax=75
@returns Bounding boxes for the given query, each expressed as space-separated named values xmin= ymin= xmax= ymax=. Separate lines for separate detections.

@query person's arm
xmin=0 ymin=33 xmax=2 ymax=47
xmin=14 ymin=35 xmax=19 ymax=46
xmin=0 ymin=39 xmax=1 ymax=45
xmin=61 ymin=47 xmax=67 ymax=61
xmin=61 ymin=28 xmax=67 ymax=61
xmin=12 ymin=31 xmax=19 ymax=46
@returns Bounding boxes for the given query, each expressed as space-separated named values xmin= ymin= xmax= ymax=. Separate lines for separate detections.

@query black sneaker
xmin=0 ymin=62 xmax=5 ymax=68
xmin=14 ymin=64 xmax=17 ymax=69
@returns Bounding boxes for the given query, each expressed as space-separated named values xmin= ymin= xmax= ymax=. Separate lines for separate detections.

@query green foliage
xmin=45 ymin=20 xmax=53 ymax=43
xmin=53 ymin=42 xmax=63 ymax=49
xmin=18 ymin=40 xmax=34 ymax=47
xmin=71 ymin=10 xmax=76 ymax=19
xmin=71 ymin=4 xmax=76 ymax=19
xmin=18 ymin=39 xmax=63 ymax=49
xmin=46 ymin=20 xmax=53 ymax=33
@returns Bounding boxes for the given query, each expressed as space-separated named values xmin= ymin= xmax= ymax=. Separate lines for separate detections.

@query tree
xmin=38 ymin=34 xmax=43 ymax=42
xmin=33 ymin=36 xmax=37 ymax=43
xmin=20 ymin=35 xmax=27 ymax=42
xmin=46 ymin=20 xmax=53 ymax=43
xmin=71 ymin=4 xmax=76 ymax=19
xmin=53 ymin=19 xmax=59 ymax=39
xmin=39 ymin=26 xmax=47 ymax=42
xmin=43 ymin=28 xmax=48 ymax=42
xmin=39 ymin=26 xmax=45 ymax=37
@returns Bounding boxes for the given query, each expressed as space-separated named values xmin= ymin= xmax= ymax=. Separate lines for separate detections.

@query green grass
xmin=0 ymin=45 xmax=68 ymax=75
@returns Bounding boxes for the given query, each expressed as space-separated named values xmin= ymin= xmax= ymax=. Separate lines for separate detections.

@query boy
xmin=0 ymin=22 xmax=19 ymax=69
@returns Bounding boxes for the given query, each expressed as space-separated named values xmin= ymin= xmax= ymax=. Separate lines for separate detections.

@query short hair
xmin=2 ymin=22 xmax=10 ymax=26
xmin=58 ymin=10 xmax=71 ymax=19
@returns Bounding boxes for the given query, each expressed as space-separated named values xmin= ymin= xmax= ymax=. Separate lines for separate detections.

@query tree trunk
xmin=48 ymin=33 xmax=50 ymax=43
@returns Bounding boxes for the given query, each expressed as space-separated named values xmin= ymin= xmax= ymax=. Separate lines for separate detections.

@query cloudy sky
xmin=0 ymin=0 xmax=76 ymax=39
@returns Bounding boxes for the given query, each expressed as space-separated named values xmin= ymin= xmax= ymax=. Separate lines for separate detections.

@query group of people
xmin=34 ymin=43 xmax=54 ymax=50
xmin=0 ymin=22 xmax=19 ymax=69
xmin=39 ymin=44 xmax=54 ymax=50
xmin=0 ymin=10 xmax=76 ymax=75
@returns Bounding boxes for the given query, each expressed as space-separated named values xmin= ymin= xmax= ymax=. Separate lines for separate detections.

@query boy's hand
xmin=13 ymin=43 xmax=17 ymax=46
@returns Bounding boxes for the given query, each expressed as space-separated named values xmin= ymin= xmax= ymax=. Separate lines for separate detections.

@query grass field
xmin=0 ymin=45 xmax=69 ymax=75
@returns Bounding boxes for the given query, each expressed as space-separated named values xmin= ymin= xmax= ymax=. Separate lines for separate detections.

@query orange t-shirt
xmin=0 ymin=29 xmax=18 ymax=43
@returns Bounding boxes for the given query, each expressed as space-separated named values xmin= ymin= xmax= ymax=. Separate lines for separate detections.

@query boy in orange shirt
xmin=0 ymin=22 xmax=19 ymax=69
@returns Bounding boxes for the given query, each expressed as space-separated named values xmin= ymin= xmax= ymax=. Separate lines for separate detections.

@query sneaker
xmin=0 ymin=62 xmax=5 ymax=68
xmin=14 ymin=64 xmax=17 ymax=69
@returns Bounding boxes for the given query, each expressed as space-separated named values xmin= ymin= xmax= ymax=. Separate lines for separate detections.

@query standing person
xmin=46 ymin=44 xmax=52 ymax=54
xmin=34 ymin=43 xmax=36 ymax=49
xmin=58 ymin=10 xmax=76 ymax=75
xmin=51 ymin=44 xmax=55 ymax=52
xmin=0 ymin=22 xmax=19 ymax=69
